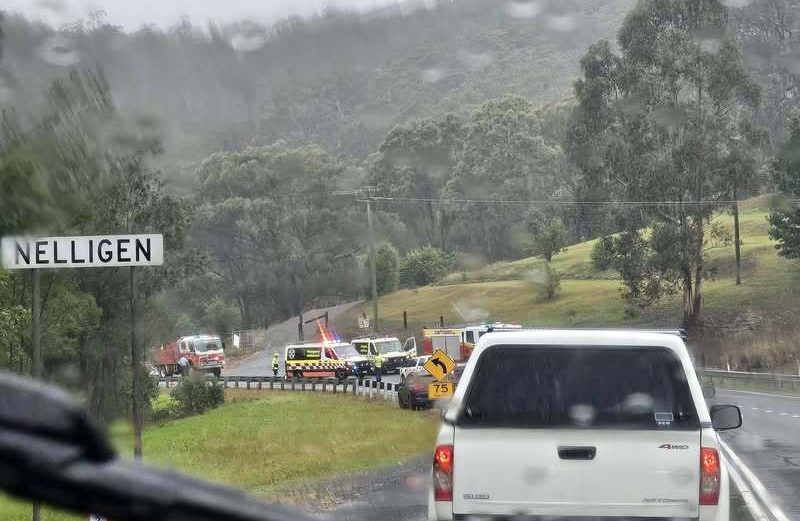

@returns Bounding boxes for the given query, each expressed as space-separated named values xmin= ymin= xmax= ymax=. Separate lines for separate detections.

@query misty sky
xmin=4 ymin=0 xmax=409 ymax=30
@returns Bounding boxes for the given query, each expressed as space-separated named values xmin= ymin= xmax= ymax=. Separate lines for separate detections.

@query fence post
xmin=246 ymin=377 xmax=251 ymax=390
xmin=403 ymin=311 xmax=407 ymax=329
xmin=440 ymin=315 xmax=444 ymax=327
xmin=280 ymin=378 xmax=284 ymax=391
xmin=312 ymin=380 xmax=316 ymax=392
xmin=332 ymin=379 xmax=337 ymax=394
xmin=301 ymin=379 xmax=306 ymax=392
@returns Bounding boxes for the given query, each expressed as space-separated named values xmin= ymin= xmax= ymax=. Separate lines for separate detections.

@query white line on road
xmin=725 ymin=453 xmax=771 ymax=521
xmin=721 ymin=440 xmax=791 ymax=521
xmin=779 ymin=412 xmax=789 ymax=416
xmin=765 ymin=410 xmax=774 ymax=413
xmin=793 ymin=415 xmax=800 ymax=418
xmin=751 ymin=407 xmax=760 ymax=410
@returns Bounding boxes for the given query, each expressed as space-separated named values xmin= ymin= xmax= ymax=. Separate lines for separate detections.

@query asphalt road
xmin=714 ymin=389 xmax=800 ymax=520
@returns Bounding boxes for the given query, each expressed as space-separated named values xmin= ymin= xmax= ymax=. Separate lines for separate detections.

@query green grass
xmin=0 ymin=391 xmax=439 ymax=520
xmin=341 ymin=195 xmax=800 ymax=342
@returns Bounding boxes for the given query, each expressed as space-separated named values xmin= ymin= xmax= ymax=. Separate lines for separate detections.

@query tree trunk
xmin=682 ymin=269 xmax=694 ymax=329
xmin=732 ymin=187 xmax=741 ymax=285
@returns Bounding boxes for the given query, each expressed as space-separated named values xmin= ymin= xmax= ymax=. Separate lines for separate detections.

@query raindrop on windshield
xmin=623 ymin=392 xmax=654 ymax=414
xmin=229 ymin=31 xmax=267 ymax=52
xmin=569 ymin=404 xmax=596 ymax=426
xmin=504 ymin=1 xmax=542 ymax=20
xmin=420 ymin=67 xmax=446 ymax=83
xmin=38 ymin=35 xmax=82 ymax=67
xmin=546 ymin=15 xmax=577 ymax=32
xmin=457 ymin=51 xmax=494 ymax=70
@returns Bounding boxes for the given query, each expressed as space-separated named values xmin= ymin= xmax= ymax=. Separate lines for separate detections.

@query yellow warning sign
xmin=428 ymin=381 xmax=455 ymax=400
xmin=424 ymin=349 xmax=456 ymax=381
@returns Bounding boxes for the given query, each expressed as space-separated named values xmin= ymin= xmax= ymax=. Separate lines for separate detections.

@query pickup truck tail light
xmin=433 ymin=444 xmax=453 ymax=501
xmin=699 ymin=447 xmax=720 ymax=505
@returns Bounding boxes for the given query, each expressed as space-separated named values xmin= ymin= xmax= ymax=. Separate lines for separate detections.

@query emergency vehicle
xmin=421 ymin=323 xmax=522 ymax=361
xmin=351 ymin=336 xmax=414 ymax=374
xmin=153 ymin=335 xmax=226 ymax=377
xmin=284 ymin=341 xmax=351 ymax=380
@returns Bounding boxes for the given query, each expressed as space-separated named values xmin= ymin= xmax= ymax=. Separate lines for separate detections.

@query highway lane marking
xmin=718 ymin=389 xmax=800 ymax=400
xmin=793 ymin=415 xmax=800 ymax=418
xmin=765 ymin=410 xmax=774 ymax=413
xmin=721 ymin=440 xmax=791 ymax=521
xmin=724 ymin=453 xmax=771 ymax=521
xmin=751 ymin=407 xmax=760 ymax=410
xmin=779 ymin=412 xmax=789 ymax=416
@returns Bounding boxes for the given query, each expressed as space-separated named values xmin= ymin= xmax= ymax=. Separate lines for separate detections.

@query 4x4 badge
xmin=658 ymin=444 xmax=689 ymax=449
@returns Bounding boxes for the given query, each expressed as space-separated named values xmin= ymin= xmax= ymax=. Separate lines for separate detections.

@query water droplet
xmin=230 ymin=31 xmax=267 ymax=52
xmin=623 ymin=392 xmax=654 ymax=414
xmin=546 ymin=15 xmax=576 ymax=32
xmin=504 ymin=1 xmax=542 ymax=19
xmin=420 ymin=67 xmax=445 ymax=83
xmin=38 ymin=35 xmax=82 ymax=67
xmin=457 ymin=50 xmax=494 ymax=70
xmin=569 ymin=404 xmax=596 ymax=426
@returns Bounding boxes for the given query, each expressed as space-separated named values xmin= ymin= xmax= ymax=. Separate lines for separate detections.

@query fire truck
xmin=153 ymin=335 xmax=226 ymax=377
xmin=420 ymin=323 xmax=521 ymax=362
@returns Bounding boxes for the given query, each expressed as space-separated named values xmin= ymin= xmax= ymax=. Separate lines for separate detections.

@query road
xmin=714 ymin=389 xmax=800 ymax=520
xmin=226 ymin=302 xmax=361 ymax=377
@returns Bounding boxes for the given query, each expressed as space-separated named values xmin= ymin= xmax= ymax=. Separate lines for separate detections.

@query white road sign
xmin=1 ymin=234 xmax=163 ymax=270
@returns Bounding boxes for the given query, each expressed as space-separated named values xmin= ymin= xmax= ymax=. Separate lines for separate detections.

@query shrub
xmin=399 ymin=247 xmax=455 ymax=287
xmin=525 ymin=262 xmax=561 ymax=300
xmin=374 ymin=243 xmax=400 ymax=295
xmin=170 ymin=375 xmax=225 ymax=417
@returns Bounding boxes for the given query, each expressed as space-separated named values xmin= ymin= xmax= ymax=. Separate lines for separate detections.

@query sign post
xmin=1 ymin=234 xmax=164 ymax=464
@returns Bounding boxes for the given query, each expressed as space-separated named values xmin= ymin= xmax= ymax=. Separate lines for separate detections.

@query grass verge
xmin=0 ymin=390 xmax=439 ymax=520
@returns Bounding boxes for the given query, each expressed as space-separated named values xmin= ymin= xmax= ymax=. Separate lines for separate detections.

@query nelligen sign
xmin=1 ymin=234 xmax=164 ymax=269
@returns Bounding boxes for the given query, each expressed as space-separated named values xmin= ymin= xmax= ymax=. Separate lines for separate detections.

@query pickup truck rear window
xmin=459 ymin=346 xmax=699 ymax=430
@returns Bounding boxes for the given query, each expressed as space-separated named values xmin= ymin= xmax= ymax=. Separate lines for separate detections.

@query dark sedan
xmin=397 ymin=373 xmax=437 ymax=410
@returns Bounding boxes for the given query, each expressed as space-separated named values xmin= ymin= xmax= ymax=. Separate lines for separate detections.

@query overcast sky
xmin=4 ymin=0 xmax=408 ymax=30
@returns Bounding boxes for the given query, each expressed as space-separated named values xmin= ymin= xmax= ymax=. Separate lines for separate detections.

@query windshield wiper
xmin=0 ymin=371 xmax=312 ymax=521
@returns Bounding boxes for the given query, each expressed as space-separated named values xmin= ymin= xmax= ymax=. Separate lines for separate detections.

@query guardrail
xmin=156 ymin=375 xmax=400 ymax=400
xmin=699 ymin=368 xmax=800 ymax=394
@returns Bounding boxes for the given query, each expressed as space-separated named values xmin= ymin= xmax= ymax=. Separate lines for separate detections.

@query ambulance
xmin=351 ymin=336 xmax=414 ymax=375
xmin=283 ymin=341 xmax=351 ymax=380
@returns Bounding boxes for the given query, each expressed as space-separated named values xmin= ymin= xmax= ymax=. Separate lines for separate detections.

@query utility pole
xmin=732 ymin=186 xmax=742 ymax=286
xmin=332 ymin=187 xmax=379 ymax=332
xmin=31 ymin=269 xmax=40 ymax=521
xmin=130 ymin=266 xmax=143 ymax=460
xmin=366 ymin=194 xmax=379 ymax=332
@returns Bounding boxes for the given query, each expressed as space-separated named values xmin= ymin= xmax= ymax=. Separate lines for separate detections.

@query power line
xmin=366 ymin=196 xmax=799 ymax=207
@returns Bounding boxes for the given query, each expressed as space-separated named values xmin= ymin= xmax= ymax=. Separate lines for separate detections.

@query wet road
xmin=716 ymin=389 xmax=800 ymax=520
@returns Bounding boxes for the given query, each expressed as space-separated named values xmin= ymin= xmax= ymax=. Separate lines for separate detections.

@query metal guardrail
xmin=699 ymin=368 xmax=800 ymax=394
xmin=156 ymin=375 xmax=400 ymax=400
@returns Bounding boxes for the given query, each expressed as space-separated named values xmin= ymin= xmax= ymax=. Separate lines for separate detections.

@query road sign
xmin=424 ymin=348 xmax=456 ymax=381
xmin=428 ymin=381 xmax=455 ymax=400
xmin=1 ymin=234 xmax=164 ymax=270
xmin=358 ymin=314 xmax=370 ymax=329
xmin=232 ymin=333 xmax=241 ymax=348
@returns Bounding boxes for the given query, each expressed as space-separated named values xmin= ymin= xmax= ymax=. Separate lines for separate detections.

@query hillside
xmin=339 ymin=196 xmax=800 ymax=370
xmin=1 ymin=0 xmax=634 ymax=175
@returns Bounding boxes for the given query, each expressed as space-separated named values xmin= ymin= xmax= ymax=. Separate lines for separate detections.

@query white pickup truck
xmin=428 ymin=329 xmax=742 ymax=521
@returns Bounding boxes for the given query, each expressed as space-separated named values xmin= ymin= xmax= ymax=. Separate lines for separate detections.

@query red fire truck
xmin=153 ymin=335 xmax=226 ymax=377
xmin=420 ymin=323 xmax=521 ymax=362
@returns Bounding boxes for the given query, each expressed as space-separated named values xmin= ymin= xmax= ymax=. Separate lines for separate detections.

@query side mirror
xmin=702 ymin=385 xmax=716 ymax=399
xmin=710 ymin=404 xmax=742 ymax=431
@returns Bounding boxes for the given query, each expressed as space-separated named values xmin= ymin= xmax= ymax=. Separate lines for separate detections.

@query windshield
xmin=2 ymin=1 xmax=796 ymax=520
xmin=376 ymin=339 xmax=403 ymax=355
xmin=332 ymin=344 xmax=361 ymax=358
xmin=193 ymin=339 xmax=222 ymax=353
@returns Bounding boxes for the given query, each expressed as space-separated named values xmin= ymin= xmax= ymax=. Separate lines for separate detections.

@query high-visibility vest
xmin=374 ymin=356 xmax=383 ymax=368
xmin=272 ymin=355 xmax=279 ymax=369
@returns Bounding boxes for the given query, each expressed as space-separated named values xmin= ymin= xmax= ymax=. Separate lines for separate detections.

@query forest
xmin=4 ymin=0 xmax=800 ymax=420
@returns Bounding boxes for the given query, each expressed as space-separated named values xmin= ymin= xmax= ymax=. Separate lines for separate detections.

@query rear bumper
xmin=452 ymin=517 xmax=698 ymax=520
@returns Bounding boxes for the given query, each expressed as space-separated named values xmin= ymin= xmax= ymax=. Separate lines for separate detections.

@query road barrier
xmin=157 ymin=375 xmax=400 ymax=400
xmin=700 ymin=369 xmax=800 ymax=394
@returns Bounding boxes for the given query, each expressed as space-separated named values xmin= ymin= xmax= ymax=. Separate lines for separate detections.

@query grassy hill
xmin=340 ymin=195 xmax=800 ymax=370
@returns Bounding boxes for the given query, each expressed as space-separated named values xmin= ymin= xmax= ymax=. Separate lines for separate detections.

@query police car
xmin=283 ymin=342 xmax=350 ymax=380
xmin=351 ymin=336 xmax=414 ymax=374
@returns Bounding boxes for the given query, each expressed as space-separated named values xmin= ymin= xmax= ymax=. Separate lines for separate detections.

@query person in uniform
xmin=272 ymin=353 xmax=279 ymax=377
xmin=374 ymin=354 xmax=383 ymax=383
xmin=178 ymin=355 xmax=189 ymax=377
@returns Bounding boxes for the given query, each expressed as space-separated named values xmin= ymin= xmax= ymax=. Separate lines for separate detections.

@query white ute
xmin=428 ymin=329 xmax=743 ymax=521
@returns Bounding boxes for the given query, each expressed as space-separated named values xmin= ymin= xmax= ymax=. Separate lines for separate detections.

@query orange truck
xmin=153 ymin=335 xmax=226 ymax=377
xmin=421 ymin=323 xmax=522 ymax=362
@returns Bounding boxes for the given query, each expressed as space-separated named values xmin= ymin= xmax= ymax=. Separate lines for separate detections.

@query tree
xmin=193 ymin=143 xmax=360 ymax=326
xmin=568 ymin=0 xmax=762 ymax=328
xmin=399 ymin=247 xmax=455 ymax=288
xmin=374 ymin=243 xmax=400 ymax=295
xmin=769 ymin=115 xmax=800 ymax=258
xmin=526 ymin=262 xmax=561 ymax=300
xmin=526 ymin=210 xmax=569 ymax=261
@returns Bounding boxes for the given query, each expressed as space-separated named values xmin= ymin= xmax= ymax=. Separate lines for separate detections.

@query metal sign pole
xmin=31 ymin=269 xmax=41 ymax=521
xmin=130 ymin=266 xmax=143 ymax=460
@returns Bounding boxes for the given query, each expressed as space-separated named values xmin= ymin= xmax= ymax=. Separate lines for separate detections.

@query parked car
xmin=400 ymin=355 xmax=430 ymax=382
xmin=398 ymin=373 xmax=437 ymax=410
xmin=428 ymin=329 xmax=743 ymax=521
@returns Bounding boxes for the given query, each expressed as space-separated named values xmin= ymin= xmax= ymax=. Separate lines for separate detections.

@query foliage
xmin=192 ymin=143 xmax=361 ymax=326
xmin=768 ymin=116 xmax=800 ymax=258
xmin=768 ymin=209 xmax=800 ymax=258
xmin=399 ymin=247 xmax=455 ymax=288
xmin=374 ymin=243 xmax=400 ymax=295
xmin=568 ymin=0 xmax=762 ymax=327
xmin=526 ymin=210 xmax=569 ymax=261
xmin=526 ymin=262 xmax=562 ymax=300
xmin=170 ymin=376 xmax=225 ymax=418
xmin=201 ymin=298 xmax=240 ymax=336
